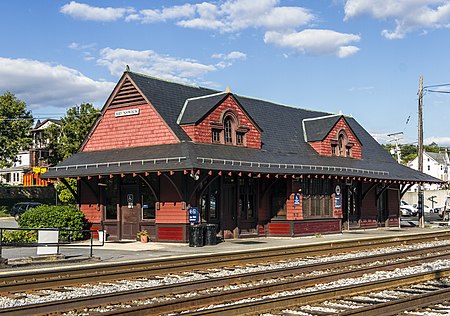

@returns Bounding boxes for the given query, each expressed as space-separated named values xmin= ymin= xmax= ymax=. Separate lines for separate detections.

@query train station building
xmin=41 ymin=71 xmax=440 ymax=242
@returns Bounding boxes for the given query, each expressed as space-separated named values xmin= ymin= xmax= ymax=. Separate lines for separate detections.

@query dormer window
xmin=332 ymin=130 xmax=353 ymax=158
xmin=178 ymin=93 xmax=262 ymax=149
xmin=209 ymin=111 xmax=249 ymax=146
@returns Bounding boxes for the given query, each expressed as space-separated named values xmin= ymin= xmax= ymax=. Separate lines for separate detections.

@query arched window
xmin=332 ymin=130 xmax=352 ymax=157
xmin=210 ymin=110 xmax=247 ymax=146
xmin=338 ymin=132 xmax=346 ymax=156
xmin=224 ymin=116 xmax=233 ymax=144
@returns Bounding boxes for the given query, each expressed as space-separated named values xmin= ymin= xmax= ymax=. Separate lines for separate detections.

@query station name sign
xmin=115 ymin=108 xmax=140 ymax=117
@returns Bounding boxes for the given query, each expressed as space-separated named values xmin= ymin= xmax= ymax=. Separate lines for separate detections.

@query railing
xmin=0 ymin=223 xmax=105 ymax=261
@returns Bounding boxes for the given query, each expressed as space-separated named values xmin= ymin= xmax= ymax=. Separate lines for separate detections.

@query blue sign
xmin=188 ymin=207 xmax=199 ymax=224
xmin=293 ymin=193 xmax=300 ymax=206
xmin=335 ymin=195 xmax=341 ymax=209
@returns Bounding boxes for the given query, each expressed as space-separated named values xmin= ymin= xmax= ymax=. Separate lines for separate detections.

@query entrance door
xmin=342 ymin=183 xmax=359 ymax=229
xmin=120 ymin=184 xmax=140 ymax=240
xmin=377 ymin=187 xmax=388 ymax=227
xmin=237 ymin=178 xmax=258 ymax=235
xmin=221 ymin=183 xmax=237 ymax=238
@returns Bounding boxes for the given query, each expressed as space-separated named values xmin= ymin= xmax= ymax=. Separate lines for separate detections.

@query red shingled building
xmin=41 ymin=71 xmax=441 ymax=242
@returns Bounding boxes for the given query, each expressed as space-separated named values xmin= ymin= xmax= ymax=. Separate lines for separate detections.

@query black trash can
xmin=189 ymin=224 xmax=204 ymax=247
xmin=204 ymin=224 xmax=217 ymax=245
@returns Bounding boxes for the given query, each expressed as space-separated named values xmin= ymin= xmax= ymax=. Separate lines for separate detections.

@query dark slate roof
xmin=33 ymin=118 xmax=62 ymax=130
xmin=427 ymin=152 xmax=448 ymax=165
xmin=42 ymin=71 xmax=442 ymax=183
xmin=303 ymin=115 xmax=341 ymax=142
xmin=178 ymin=92 xmax=228 ymax=125
xmin=128 ymin=72 xmax=216 ymax=141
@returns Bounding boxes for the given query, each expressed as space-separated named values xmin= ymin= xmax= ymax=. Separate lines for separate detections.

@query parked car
xmin=412 ymin=204 xmax=432 ymax=213
xmin=10 ymin=202 xmax=42 ymax=220
xmin=400 ymin=207 xmax=413 ymax=217
xmin=400 ymin=200 xmax=418 ymax=216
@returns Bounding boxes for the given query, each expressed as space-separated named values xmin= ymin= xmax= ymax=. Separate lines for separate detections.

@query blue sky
xmin=1 ymin=1 xmax=450 ymax=146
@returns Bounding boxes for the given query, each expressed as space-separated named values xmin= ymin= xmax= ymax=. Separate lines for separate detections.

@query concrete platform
xmin=1 ymin=226 xmax=450 ymax=269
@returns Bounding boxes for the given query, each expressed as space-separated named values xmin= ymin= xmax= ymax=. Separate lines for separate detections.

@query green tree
xmin=45 ymin=103 xmax=100 ymax=165
xmin=0 ymin=92 xmax=33 ymax=168
xmin=400 ymin=144 xmax=417 ymax=164
xmin=424 ymin=143 xmax=441 ymax=153
xmin=56 ymin=178 xmax=77 ymax=204
xmin=44 ymin=103 xmax=99 ymax=203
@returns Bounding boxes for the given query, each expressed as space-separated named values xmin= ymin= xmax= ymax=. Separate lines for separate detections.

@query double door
xmin=220 ymin=178 xmax=258 ymax=237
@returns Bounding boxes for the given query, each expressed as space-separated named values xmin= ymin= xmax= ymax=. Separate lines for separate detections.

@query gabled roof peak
xmin=302 ymin=113 xmax=349 ymax=123
xmin=177 ymin=91 xmax=230 ymax=125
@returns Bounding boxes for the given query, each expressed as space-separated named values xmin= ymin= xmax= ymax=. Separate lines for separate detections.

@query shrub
xmin=1 ymin=229 xmax=37 ymax=243
xmin=0 ymin=205 xmax=10 ymax=217
xmin=18 ymin=205 xmax=87 ymax=240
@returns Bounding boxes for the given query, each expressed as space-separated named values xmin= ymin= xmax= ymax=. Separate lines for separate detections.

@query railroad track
xmin=1 ymin=230 xmax=450 ymax=294
xmin=2 ymin=240 xmax=450 ymax=315
xmin=187 ymin=268 xmax=450 ymax=316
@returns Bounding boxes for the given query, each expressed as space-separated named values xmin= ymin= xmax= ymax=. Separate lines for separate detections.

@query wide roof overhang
xmin=41 ymin=143 xmax=443 ymax=185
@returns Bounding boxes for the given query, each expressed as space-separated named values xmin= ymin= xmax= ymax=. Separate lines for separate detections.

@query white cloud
xmin=370 ymin=132 xmax=392 ymax=144
xmin=127 ymin=4 xmax=196 ymax=23
xmin=68 ymin=42 xmax=96 ymax=50
xmin=218 ymin=0 xmax=312 ymax=31
xmin=0 ymin=57 xmax=114 ymax=109
xmin=97 ymin=48 xmax=218 ymax=84
xmin=424 ymin=136 xmax=450 ymax=147
xmin=344 ymin=0 xmax=450 ymax=39
xmin=61 ymin=1 xmax=314 ymax=32
xmin=264 ymin=29 xmax=361 ymax=58
xmin=60 ymin=1 xmax=134 ymax=22
xmin=212 ymin=51 xmax=247 ymax=60
xmin=60 ymin=1 xmax=360 ymax=58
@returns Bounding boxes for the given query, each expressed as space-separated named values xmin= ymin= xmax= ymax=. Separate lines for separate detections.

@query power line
xmin=424 ymin=83 xmax=450 ymax=89
xmin=424 ymin=89 xmax=450 ymax=94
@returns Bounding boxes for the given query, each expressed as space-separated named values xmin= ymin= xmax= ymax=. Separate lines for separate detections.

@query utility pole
xmin=418 ymin=75 xmax=425 ymax=228
xmin=387 ymin=132 xmax=403 ymax=163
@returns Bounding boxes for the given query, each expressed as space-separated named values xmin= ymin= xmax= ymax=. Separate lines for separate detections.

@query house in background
xmin=30 ymin=119 xmax=61 ymax=168
xmin=0 ymin=119 xmax=60 ymax=186
xmin=408 ymin=151 xmax=449 ymax=190
xmin=23 ymin=119 xmax=61 ymax=186
xmin=0 ymin=151 xmax=30 ymax=185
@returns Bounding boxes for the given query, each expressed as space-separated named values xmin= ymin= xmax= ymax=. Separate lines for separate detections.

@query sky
xmin=1 ymin=1 xmax=450 ymax=146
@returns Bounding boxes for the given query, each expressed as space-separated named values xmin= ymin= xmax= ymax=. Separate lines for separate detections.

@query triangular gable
xmin=178 ymin=92 xmax=262 ymax=132
xmin=303 ymin=114 xmax=341 ymax=142
xmin=304 ymin=115 xmax=362 ymax=159
xmin=33 ymin=119 xmax=61 ymax=131
xmin=80 ymin=72 xmax=179 ymax=152
xmin=177 ymin=92 xmax=228 ymax=125
xmin=303 ymin=115 xmax=361 ymax=145
xmin=108 ymin=77 xmax=145 ymax=108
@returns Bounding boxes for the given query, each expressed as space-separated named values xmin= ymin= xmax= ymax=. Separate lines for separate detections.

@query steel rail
xmin=3 ymin=245 xmax=450 ymax=315
xmin=339 ymin=286 xmax=450 ymax=316
xmin=183 ymin=268 xmax=450 ymax=316
xmin=0 ymin=231 xmax=449 ymax=294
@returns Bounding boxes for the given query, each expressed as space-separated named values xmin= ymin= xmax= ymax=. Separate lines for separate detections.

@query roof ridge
xmin=128 ymin=70 xmax=218 ymax=92
xmin=235 ymin=94 xmax=334 ymax=115
xmin=302 ymin=113 xmax=342 ymax=123
xmin=128 ymin=70 xmax=342 ymax=118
